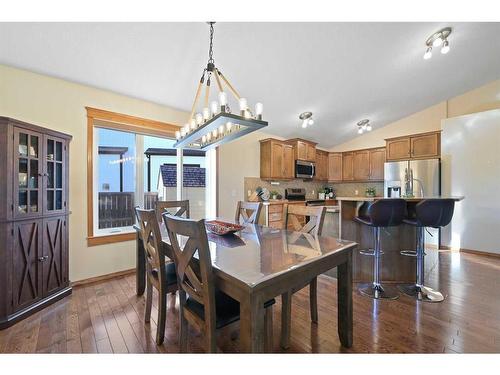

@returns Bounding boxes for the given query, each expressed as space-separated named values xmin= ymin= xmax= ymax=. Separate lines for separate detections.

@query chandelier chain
xmin=208 ymin=22 xmax=215 ymax=64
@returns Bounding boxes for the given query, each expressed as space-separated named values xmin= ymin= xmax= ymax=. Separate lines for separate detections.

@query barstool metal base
xmin=358 ymin=283 xmax=399 ymax=300
xmin=398 ymin=284 xmax=445 ymax=302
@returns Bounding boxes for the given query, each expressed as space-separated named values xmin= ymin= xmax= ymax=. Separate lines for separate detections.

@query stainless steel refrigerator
xmin=384 ymin=159 xmax=440 ymax=199
xmin=384 ymin=158 xmax=441 ymax=247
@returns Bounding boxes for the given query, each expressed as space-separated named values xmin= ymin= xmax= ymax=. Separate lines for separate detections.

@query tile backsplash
xmin=244 ymin=177 xmax=384 ymax=200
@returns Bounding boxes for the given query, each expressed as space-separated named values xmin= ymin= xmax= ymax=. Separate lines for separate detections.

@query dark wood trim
xmin=71 ymin=268 xmax=135 ymax=287
xmin=0 ymin=117 xmax=72 ymax=141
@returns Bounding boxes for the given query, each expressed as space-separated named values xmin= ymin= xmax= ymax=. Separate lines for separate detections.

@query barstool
xmin=355 ymin=199 xmax=407 ymax=300
xmin=398 ymin=199 xmax=455 ymax=302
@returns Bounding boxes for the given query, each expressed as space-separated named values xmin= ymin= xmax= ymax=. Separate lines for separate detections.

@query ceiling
xmin=1 ymin=22 xmax=500 ymax=148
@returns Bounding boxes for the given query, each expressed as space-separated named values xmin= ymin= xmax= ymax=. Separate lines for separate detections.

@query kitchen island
xmin=337 ymin=196 xmax=464 ymax=283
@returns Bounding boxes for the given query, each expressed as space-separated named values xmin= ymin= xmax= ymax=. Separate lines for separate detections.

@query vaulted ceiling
xmin=1 ymin=22 xmax=499 ymax=148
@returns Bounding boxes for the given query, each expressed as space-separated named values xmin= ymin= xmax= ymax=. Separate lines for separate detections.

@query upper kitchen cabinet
xmin=369 ymin=147 xmax=386 ymax=180
xmin=286 ymin=138 xmax=317 ymax=162
xmin=260 ymin=138 xmax=294 ymax=180
xmin=353 ymin=150 xmax=370 ymax=181
xmin=386 ymin=131 xmax=441 ymax=161
xmin=328 ymin=153 xmax=342 ymax=182
xmin=342 ymin=152 xmax=354 ymax=181
xmin=314 ymin=149 xmax=328 ymax=181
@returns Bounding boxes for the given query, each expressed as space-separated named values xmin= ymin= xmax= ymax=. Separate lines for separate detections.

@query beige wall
xmin=330 ymin=79 xmax=500 ymax=152
xmin=0 ymin=64 xmax=188 ymax=282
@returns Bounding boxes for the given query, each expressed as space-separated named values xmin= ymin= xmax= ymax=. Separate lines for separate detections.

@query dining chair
xmin=155 ymin=199 xmax=190 ymax=222
xmin=134 ymin=208 xmax=178 ymax=345
xmin=235 ymin=201 xmax=262 ymax=225
xmin=280 ymin=204 xmax=326 ymax=349
xmin=163 ymin=213 xmax=275 ymax=353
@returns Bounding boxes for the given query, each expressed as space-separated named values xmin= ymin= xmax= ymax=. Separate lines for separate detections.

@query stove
xmin=284 ymin=188 xmax=326 ymax=206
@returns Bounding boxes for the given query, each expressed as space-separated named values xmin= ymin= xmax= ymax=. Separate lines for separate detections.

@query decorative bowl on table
xmin=205 ymin=220 xmax=244 ymax=236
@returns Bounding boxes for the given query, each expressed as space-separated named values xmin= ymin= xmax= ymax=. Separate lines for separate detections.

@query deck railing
xmin=98 ymin=192 xmax=159 ymax=229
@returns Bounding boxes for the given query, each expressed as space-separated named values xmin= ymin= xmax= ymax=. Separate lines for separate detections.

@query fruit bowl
xmin=205 ymin=220 xmax=244 ymax=236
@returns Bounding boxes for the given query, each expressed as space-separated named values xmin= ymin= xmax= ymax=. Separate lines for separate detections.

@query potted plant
xmin=270 ymin=190 xmax=279 ymax=200
xmin=366 ymin=187 xmax=376 ymax=197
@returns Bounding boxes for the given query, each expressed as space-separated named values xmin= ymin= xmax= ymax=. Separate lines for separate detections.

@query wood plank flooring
xmin=1 ymin=250 xmax=499 ymax=353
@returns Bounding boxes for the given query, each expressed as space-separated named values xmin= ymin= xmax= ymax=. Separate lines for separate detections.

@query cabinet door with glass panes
xmin=43 ymin=135 xmax=67 ymax=214
xmin=14 ymin=128 xmax=43 ymax=218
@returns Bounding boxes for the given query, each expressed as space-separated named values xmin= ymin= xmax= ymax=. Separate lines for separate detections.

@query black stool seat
xmin=398 ymin=198 xmax=456 ymax=303
xmin=355 ymin=198 xmax=407 ymax=300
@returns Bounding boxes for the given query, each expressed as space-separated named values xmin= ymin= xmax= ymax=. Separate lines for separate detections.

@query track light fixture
xmin=299 ymin=112 xmax=314 ymax=129
xmin=423 ymin=27 xmax=452 ymax=60
xmin=357 ymin=119 xmax=372 ymax=135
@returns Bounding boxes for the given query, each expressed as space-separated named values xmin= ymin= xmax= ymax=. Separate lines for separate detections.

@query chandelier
xmin=174 ymin=22 xmax=268 ymax=150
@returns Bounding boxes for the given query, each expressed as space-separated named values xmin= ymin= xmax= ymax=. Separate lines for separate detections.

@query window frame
xmin=86 ymin=107 xmax=180 ymax=246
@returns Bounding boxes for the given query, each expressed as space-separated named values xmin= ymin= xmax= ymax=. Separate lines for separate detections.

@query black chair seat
xmin=151 ymin=262 xmax=178 ymax=286
xmin=403 ymin=218 xmax=418 ymax=226
xmin=186 ymin=290 xmax=275 ymax=329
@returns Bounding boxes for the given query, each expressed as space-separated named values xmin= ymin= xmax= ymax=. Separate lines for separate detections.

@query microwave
xmin=295 ymin=160 xmax=315 ymax=179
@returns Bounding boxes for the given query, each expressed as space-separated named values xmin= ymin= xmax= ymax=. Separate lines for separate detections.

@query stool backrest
xmin=368 ymin=199 xmax=407 ymax=227
xmin=415 ymin=199 xmax=455 ymax=228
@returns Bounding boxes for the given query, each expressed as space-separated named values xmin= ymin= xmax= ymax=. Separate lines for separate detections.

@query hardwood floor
xmin=1 ymin=250 xmax=499 ymax=353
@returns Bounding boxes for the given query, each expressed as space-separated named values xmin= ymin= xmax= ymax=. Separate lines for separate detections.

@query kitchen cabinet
xmin=342 ymin=152 xmax=354 ymax=181
xmin=286 ymin=138 xmax=317 ymax=162
xmin=369 ymin=147 xmax=386 ymax=180
xmin=328 ymin=153 xmax=343 ymax=182
xmin=260 ymin=138 xmax=294 ymax=180
xmin=353 ymin=150 xmax=370 ymax=181
xmin=0 ymin=117 xmax=71 ymax=330
xmin=386 ymin=131 xmax=441 ymax=161
xmin=314 ymin=149 xmax=328 ymax=181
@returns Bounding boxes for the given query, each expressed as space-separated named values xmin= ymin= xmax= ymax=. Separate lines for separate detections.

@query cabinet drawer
xmin=269 ymin=212 xmax=283 ymax=222
xmin=268 ymin=204 xmax=283 ymax=213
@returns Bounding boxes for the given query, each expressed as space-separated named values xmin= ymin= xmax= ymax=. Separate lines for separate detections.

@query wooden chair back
xmin=155 ymin=200 xmax=190 ymax=222
xmin=235 ymin=201 xmax=262 ymax=225
xmin=134 ymin=208 xmax=165 ymax=277
xmin=284 ymin=204 xmax=326 ymax=236
xmin=163 ymin=215 xmax=216 ymax=329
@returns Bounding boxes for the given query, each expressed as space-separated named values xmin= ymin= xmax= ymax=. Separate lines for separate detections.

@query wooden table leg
xmin=136 ymin=233 xmax=146 ymax=296
xmin=337 ymin=252 xmax=353 ymax=347
xmin=239 ymin=294 xmax=265 ymax=353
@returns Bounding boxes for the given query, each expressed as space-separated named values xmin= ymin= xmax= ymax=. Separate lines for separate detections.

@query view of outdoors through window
xmin=95 ymin=127 xmax=206 ymax=234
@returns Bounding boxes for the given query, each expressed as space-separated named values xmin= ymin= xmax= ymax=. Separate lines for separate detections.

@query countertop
xmin=262 ymin=199 xmax=339 ymax=205
xmin=336 ymin=196 xmax=465 ymax=202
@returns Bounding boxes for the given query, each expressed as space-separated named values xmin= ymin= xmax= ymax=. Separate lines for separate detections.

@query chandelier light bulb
xmin=226 ymin=122 xmax=233 ymax=132
xmin=432 ymin=37 xmax=443 ymax=47
xmin=184 ymin=124 xmax=190 ymax=134
xmin=180 ymin=128 xmax=186 ymax=137
xmin=219 ymin=91 xmax=227 ymax=106
xmin=212 ymin=129 xmax=218 ymax=139
xmin=203 ymin=107 xmax=210 ymax=121
xmin=175 ymin=130 xmax=181 ymax=140
xmin=441 ymin=40 xmax=450 ymax=54
xmin=219 ymin=125 xmax=224 ymax=135
xmin=190 ymin=119 xmax=196 ymax=130
xmin=239 ymin=98 xmax=248 ymax=115
xmin=195 ymin=113 xmax=203 ymax=125
xmin=210 ymin=101 xmax=219 ymax=116
xmin=255 ymin=102 xmax=263 ymax=120
xmin=423 ymin=47 xmax=433 ymax=60
xmin=201 ymin=135 xmax=206 ymax=144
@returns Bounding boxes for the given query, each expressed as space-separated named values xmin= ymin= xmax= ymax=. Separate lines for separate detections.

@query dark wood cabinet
xmin=1 ymin=117 xmax=72 ymax=330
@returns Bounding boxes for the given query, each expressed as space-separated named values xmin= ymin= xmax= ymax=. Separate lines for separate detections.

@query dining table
xmin=134 ymin=221 xmax=357 ymax=353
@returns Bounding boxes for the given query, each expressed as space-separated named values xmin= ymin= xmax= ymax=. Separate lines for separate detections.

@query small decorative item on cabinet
xmin=366 ymin=187 xmax=376 ymax=197
xmin=318 ymin=188 xmax=326 ymax=200
xmin=270 ymin=190 xmax=279 ymax=200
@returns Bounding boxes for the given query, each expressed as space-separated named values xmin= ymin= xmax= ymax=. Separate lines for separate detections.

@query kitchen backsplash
xmin=244 ymin=177 xmax=384 ymax=200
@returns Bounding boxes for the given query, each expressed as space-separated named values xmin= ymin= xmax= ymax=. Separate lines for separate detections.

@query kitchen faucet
xmin=404 ymin=168 xmax=425 ymax=197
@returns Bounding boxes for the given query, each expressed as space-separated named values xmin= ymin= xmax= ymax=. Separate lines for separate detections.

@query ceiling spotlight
xmin=423 ymin=47 xmax=433 ymax=60
xmin=441 ymin=39 xmax=450 ymax=54
xmin=357 ymin=119 xmax=371 ymax=134
xmin=424 ymin=27 xmax=452 ymax=60
xmin=299 ymin=112 xmax=313 ymax=129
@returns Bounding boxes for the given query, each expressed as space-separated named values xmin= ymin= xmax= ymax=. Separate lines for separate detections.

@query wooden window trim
xmin=86 ymin=107 xmax=180 ymax=247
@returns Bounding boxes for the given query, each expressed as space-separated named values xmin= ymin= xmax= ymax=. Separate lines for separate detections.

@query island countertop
xmin=336 ymin=196 xmax=464 ymax=202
